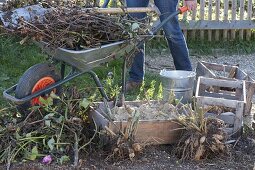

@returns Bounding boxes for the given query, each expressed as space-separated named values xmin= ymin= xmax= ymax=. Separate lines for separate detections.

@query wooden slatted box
xmin=89 ymin=101 xmax=182 ymax=145
xmin=196 ymin=61 xmax=255 ymax=115
xmin=195 ymin=77 xmax=246 ymax=135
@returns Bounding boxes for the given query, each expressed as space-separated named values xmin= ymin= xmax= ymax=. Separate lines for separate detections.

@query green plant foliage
xmin=47 ymin=137 xmax=55 ymax=151
xmin=0 ymin=91 xmax=97 ymax=166
xmin=26 ymin=146 xmax=42 ymax=161
xmin=59 ymin=155 xmax=70 ymax=165
xmin=79 ymin=98 xmax=91 ymax=110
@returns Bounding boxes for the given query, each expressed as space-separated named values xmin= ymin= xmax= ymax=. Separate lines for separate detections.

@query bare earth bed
xmin=1 ymin=52 xmax=255 ymax=170
xmin=2 ymin=137 xmax=255 ymax=170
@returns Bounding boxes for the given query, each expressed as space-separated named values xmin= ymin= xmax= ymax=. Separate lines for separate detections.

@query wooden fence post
xmin=208 ymin=0 xmax=213 ymax=41
xmin=191 ymin=6 xmax=197 ymax=40
xmin=199 ymin=0 xmax=205 ymax=40
xmin=239 ymin=0 xmax=245 ymax=40
xmin=215 ymin=0 xmax=221 ymax=41
xmin=246 ymin=0 xmax=253 ymax=40
xmin=223 ymin=0 xmax=229 ymax=40
xmin=231 ymin=0 xmax=237 ymax=40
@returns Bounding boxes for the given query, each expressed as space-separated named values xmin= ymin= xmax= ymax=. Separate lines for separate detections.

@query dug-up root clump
xmin=104 ymin=104 xmax=143 ymax=161
xmin=174 ymin=106 xmax=229 ymax=161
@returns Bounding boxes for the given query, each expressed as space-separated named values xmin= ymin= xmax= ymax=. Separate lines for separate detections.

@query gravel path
xmin=145 ymin=51 xmax=255 ymax=80
xmin=145 ymin=51 xmax=255 ymax=102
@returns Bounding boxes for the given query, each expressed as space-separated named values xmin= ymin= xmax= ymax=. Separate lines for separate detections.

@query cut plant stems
xmin=2 ymin=5 xmax=149 ymax=50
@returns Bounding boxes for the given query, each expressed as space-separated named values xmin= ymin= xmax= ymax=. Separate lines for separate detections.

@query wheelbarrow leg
xmin=61 ymin=62 xmax=65 ymax=79
xmin=118 ymin=56 xmax=127 ymax=107
xmin=87 ymin=70 xmax=109 ymax=101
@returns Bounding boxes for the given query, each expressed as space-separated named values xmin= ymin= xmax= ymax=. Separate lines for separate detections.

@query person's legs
xmin=126 ymin=0 xmax=149 ymax=83
xmin=126 ymin=0 xmax=149 ymax=19
xmin=154 ymin=0 xmax=192 ymax=71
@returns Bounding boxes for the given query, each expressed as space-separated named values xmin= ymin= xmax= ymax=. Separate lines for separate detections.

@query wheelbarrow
xmin=3 ymin=5 xmax=189 ymax=114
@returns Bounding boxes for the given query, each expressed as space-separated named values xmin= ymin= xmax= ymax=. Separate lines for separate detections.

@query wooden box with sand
xmin=89 ymin=100 xmax=184 ymax=145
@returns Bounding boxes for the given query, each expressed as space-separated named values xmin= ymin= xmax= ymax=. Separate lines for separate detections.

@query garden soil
xmin=1 ymin=52 xmax=255 ymax=170
xmin=2 ymin=137 xmax=255 ymax=170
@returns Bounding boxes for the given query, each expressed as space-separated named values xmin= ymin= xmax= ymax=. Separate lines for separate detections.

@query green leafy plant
xmin=0 ymin=90 xmax=97 ymax=168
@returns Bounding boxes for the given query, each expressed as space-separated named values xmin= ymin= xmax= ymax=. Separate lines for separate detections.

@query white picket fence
xmin=179 ymin=0 xmax=255 ymax=41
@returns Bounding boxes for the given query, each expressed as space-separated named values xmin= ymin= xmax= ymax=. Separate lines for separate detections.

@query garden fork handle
xmin=102 ymin=0 xmax=110 ymax=8
xmin=151 ymin=6 xmax=188 ymax=35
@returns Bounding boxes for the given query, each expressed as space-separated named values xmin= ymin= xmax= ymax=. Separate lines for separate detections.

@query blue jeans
xmin=127 ymin=0 xmax=192 ymax=82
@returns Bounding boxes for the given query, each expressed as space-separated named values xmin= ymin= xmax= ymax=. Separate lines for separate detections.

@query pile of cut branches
xmin=1 ymin=0 xmax=98 ymax=11
xmin=1 ymin=5 xmax=148 ymax=50
xmin=0 ymin=89 xmax=95 ymax=169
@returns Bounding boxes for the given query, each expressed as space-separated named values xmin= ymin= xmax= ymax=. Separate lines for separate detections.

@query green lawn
xmin=1 ymin=34 xmax=255 ymax=108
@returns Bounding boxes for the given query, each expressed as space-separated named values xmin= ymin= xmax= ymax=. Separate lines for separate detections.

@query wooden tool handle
xmin=88 ymin=7 xmax=155 ymax=14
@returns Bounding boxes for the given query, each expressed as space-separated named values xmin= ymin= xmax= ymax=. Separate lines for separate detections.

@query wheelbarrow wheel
xmin=15 ymin=63 xmax=61 ymax=114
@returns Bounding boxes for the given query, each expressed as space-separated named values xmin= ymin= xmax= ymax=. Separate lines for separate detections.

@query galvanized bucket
xmin=160 ymin=70 xmax=196 ymax=103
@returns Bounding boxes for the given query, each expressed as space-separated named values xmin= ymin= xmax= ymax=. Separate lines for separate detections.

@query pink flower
xmin=42 ymin=155 xmax=52 ymax=164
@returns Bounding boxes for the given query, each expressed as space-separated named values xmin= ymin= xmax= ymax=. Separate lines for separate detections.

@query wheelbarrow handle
xmin=89 ymin=7 xmax=156 ymax=14
xmin=3 ymin=84 xmax=56 ymax=105
xmin=150 ymin=6 xmax=188 ymax=35
xmin=2 ymin=85 xmax=24 ymax=104
xmin=179 ymin=6 xmax=189 ymax=14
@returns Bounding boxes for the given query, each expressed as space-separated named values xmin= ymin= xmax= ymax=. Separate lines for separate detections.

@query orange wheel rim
xmin=31 ymin=76 xmax=56 ymax=106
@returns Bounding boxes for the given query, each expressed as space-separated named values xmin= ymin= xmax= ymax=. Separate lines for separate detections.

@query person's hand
xmin=184 ymin=0 xmax=197 ymax=11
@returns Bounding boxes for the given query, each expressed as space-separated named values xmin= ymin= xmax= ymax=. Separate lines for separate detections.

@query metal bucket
xmin=160 ymin=70 xmax=196 ymax=103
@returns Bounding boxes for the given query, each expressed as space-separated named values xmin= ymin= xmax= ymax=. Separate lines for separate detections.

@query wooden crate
xmin=196 ymin=61 xmax=255 ymax=115
xmin=195 ymin=77 xmax=246 ymax=135
xmin=90 ymin=101 xmax=182 ymax=145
